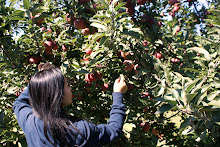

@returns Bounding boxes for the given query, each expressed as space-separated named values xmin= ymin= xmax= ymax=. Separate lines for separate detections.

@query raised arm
xmin=13 ymin=85 xmax=32 ymax=130
xmin=78 ymin=77 xmax=128 ymax=146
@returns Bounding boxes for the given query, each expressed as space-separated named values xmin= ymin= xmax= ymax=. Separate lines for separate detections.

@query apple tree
xmin=0 ymin=0 xmax=219 ymax=146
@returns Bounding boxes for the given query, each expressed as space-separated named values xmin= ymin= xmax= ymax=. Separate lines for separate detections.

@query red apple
xmin=83 ymin=55 xmax=90 ymax=62
xmin=125 ymin=0 xmax=133 ymax=7
xmin=175 ymin=26 xmax=180 ymax=34
xmin=157 ymin=21 xmax=162 ymax=26
xmin=40 ymin=27 xmax=46 ymax=31
xmin=16 ymin=91 xmax=21 ymax=97
xmin=123 ymin=60 xmax=134 ymax=71
xmin=81 ymin=28 xmax=91 ymax=36
xmin=152 ymin=128 xmax=160 ymax=135
xmin=29 ymin=57 xmax=37 ymax=64
xmin=85 ymin=73 xmax=90 ymax=82
xmin=126 ymin=6 xmax=135 ymax=16
xmin=65 ymin=13 xmax=74 ymax=23
xmin=173 ymin=5 xmax=179 ymax=12
xmin=46 ymin=29 xmax=52 ymax=34
xmin=74 ymin=18 xmax=86 ymax=30
xmin=169 ymin=0 xmax=178 ymax=5
xmin=142 ymin=122 xmax=150 ymax=132
xmin=36 ymin=56 xmax=42 ymax=63
xmin=154 ymin=52 xmax=162 ymax=59
xmin=137 ymin=0 xmax=147 ymax=5
xmin=101 ymin=83 xmax=109 ymax=92
xmin=143 ymin=107 xmax=148 ymax=113
xmin=140 ymin=15 xmax=150 ymax=23
xmin=62 ymin=45 xmax=68 ymax=51
xmin=85 ymin=73 xmax=96 ymax=83
xmin=78 ymin=96 xmax=83 ymax=101
xmin=52 ymin=41 xmax=59 ymax=50
xmin=142 ymin=92 xmax=150 ymax=97
xmin=33 ymin=13 xmax=44 ymax=26
xmin=45 ymin=49 xmax=52 ymax=54
xmin=169 ymin=12 xmax=175 ymax=17
xmin=94 ymin=72 xmax=102 ymax=80
xmin=89 ymin=73 xmax=96 ymax=82
xmin=43 ymin=41 xmax=52 ymax=50
xmin=143 ymin=40 xmax=148 ymax=47
xmin=85 ymin=48 xmax=92 ymax=55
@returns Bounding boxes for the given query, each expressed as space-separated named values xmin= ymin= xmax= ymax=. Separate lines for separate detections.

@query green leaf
xmin=187 ymin=47 xmax=211 ymax=61
xmin=115 ymin=12 xmax=127 ymax=20
xmin=90 ymin=22 xmax=108 ymax=32
xmin=76 ymin=69 xmax=89 ymax=73
xmin=202 ymin=106 xmax=220 ymax=111
xmin=10 ymin=10 xmax=25 ymax=21
xmin=207 ymin=91 xmax=220 ymax=101
xmin=164 ymin=94 xmax=177 ymax=105
xmin=23 ymin=0 xmax=30 ymax=10
xmin=186 ymin=93 xmax=198 ymax=103
xmin=182 ymin=68 xmax=202 ymax=73
xmin=155 ymin=104 xmax=173 ymax=115
xmin=97 ymin=0 xmax=108 ymax=9
xmin=34 ymin=12 xmax=49 ymax=22
xmin=121 ymin=29 xmax=140 ymax=39
xmin=99 ymin=36 xmax=108 ymax=46
xmin=115 ymin=2 xmax=125 ymax=11
xmin=208 ymin=100 xmax=220 ymax=107
xmin=215 ymin=122 xmax=220 ymax=125
xmin=179 ymin=117 xmax=191 ymax=134
xmin=30 ymin=4 xmax=41 ymax=14
xmin=193 ymin=89 xmax=209 ymax=105
xmin=184 ymin=78 xmax=201 ymax=93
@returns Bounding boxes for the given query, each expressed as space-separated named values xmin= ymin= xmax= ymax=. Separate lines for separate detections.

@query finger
xmin=42 ymin=62 xmax=50 ymax=69
xmin=38 ymin=64 xmax=43 ymax=70
xmin=120 ymin=76 xmax=125 ymax=83
xmin=115 ymin=78 xmax=120 ymax=84
xmin=48 ymin=65 xmax=55 ymax=69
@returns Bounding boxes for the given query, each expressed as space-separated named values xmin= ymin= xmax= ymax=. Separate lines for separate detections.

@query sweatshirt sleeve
xmin=12 ymin=85 xmax=32 ymax=131
xmin=80 ymin=92 xmax=126 ymax=146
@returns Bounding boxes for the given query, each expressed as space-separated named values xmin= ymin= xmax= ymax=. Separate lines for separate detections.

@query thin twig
xmin=0 ymin=47 xmax=24 ymax=73
xmin=149 ymin=110 xmax=181 ymax=124
xmin=203 ymin=57 xmax=220 ymax=83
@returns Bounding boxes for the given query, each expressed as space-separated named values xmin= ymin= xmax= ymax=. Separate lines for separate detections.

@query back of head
xmin=29 ymin=68 xmax=84 ymax=146
xmin=29 ymin=68 xmax=64 ymax=120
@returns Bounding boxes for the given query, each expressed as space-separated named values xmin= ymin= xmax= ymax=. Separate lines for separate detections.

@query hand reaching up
xmin=38 ymin=62 xmax=55 ymax=71
xmin=113 ymin=76 xmax=128 ymax=93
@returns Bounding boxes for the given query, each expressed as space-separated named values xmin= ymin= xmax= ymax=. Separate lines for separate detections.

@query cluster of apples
xmin=43 ymin=40 xmax=59 ymax=53
xmin=85 ymin=72 xmax=109 ymax=92
xmin=140 ymin=122 xmax=160 ymax=136
xmin=65 ymin=13 xmax=97 ymax=36
xmin=31 ymin=13 xmax=44 ymax=26
xmin=169 ymin=0 xmax=180 ymax=17
xmin=28 ymin=55 xmax=42 ymax=64
xmin=125 ymin=0 xmax=154 ymax=16
xmin=117 ymin=51 xmax=140 ymax=73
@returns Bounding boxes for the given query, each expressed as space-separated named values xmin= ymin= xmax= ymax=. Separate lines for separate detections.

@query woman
xmin=13 ymin=63 xmax=128 ymax=147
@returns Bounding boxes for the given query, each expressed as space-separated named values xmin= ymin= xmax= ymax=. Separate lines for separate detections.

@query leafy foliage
xmin=0 ymin=0 xmax=219 ymax=146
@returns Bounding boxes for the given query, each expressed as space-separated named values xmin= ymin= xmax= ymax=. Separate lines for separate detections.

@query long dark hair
xmin=29 ymin=68 xmax=84 ymax=146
